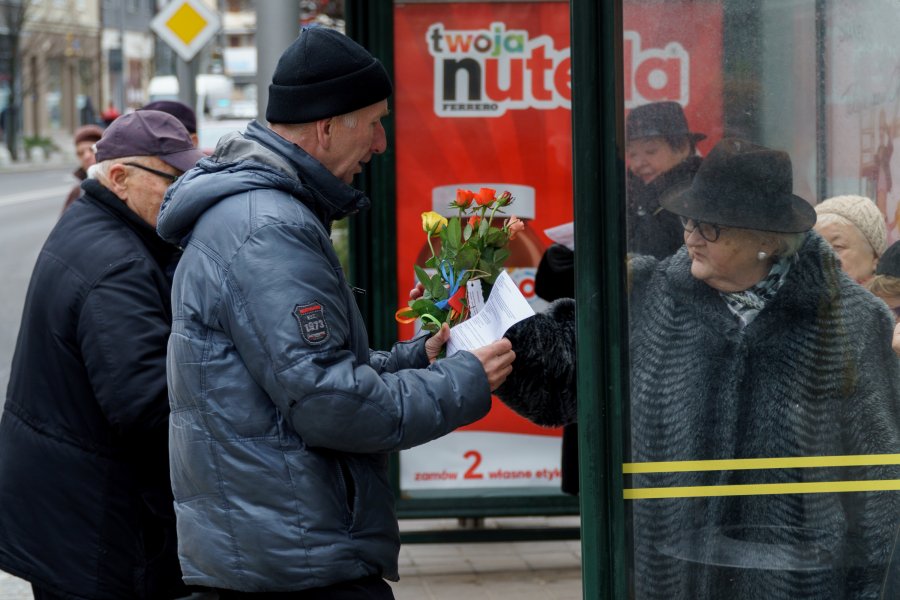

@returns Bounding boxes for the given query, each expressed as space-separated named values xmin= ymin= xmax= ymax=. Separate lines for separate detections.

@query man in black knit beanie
xmin=157 ymin=26 xmax=515 ymax=599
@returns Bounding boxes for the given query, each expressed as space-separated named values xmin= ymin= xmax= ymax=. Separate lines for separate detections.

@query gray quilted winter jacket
xmin=157 ymin=120 xmax=492 ymax=592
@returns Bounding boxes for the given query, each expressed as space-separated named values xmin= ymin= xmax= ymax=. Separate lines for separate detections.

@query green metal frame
xmin=345 ymin=0 xmax=398 ymax=348
xmin=344 ymin=0 xmax=583 ymax=544
xmin=571 ymin=0 xmax=628 ymax=598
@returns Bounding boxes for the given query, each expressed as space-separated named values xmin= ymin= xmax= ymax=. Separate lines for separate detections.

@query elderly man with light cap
xmin=0 ymin=111 xmax=204 ymax=599
xmin=157 ymin=25 xmax=515 ymax=598
xmin=814 ymin=194 xmax=888 ymax=283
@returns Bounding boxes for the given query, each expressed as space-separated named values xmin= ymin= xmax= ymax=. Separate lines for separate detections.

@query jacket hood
xmin=157 ymin=120 xmax=370 ymax=244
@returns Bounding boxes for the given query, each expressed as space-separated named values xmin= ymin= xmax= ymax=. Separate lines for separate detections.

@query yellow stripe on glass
xmin=623 ymin=454 xmax=900 ymax=474
xmin=623 ymin=454 xmax=900 ymax=500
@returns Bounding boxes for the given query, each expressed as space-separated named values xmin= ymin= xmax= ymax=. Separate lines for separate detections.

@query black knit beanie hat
xmin=266 ymin=26 xmax=392 ymax=124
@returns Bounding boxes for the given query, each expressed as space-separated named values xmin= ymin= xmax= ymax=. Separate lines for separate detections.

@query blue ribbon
xmin=435 ymin=260 xmax=466 ymax=310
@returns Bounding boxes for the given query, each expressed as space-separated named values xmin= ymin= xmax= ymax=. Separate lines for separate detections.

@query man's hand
xmin=409 ymin=282 xmax=425 ymax=301
xmin=471 ymin=338 xmax=515 ymax=391
xmin=892 ymin=322 xmax=900 ymax=357
xmin=425 ymin=323 xmax=450 ymax=363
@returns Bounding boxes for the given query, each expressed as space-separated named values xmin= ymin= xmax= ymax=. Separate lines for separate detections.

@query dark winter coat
xmin=626 ymin=155 xmax=701 ymax=259
xmin=499 ymin=232 xmax=900 ymax=599
xmin=63 ymin=167 xmax=88 ymax=212
xmin=156 ymin=120 xmax=493 ymax=592
xmin=0 ymin=179 xmax=186 ymax=599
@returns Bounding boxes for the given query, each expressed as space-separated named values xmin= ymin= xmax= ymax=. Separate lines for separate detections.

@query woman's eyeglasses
xmin=679 ymin=216 xmax=722 ymax=243
xmin=124 ymin=162 xmax=179 ymax=184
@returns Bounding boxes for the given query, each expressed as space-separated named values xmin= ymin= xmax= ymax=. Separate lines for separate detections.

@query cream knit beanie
xmin=814 ymin=195 xmax=887 ymax=256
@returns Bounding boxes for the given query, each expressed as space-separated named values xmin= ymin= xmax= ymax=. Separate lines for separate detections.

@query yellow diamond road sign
xmin=151 ymin=0 xmax=221 ymax=62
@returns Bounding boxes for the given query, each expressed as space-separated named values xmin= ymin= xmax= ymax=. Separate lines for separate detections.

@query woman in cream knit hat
xmin=814 ymin=194 xmax=888 ymax=283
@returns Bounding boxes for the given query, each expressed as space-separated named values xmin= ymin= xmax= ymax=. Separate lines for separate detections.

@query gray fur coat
xmin=497 ymin=232 xmax=900 ymax=599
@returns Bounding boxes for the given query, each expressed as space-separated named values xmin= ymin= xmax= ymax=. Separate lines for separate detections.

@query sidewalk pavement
xmin=392 ymin=516 xmax=582 ymax=600
xmin=0 ymin=517 xmax=582 ymax=599
xmin=0 ymin=131 xmax=74 ymax=173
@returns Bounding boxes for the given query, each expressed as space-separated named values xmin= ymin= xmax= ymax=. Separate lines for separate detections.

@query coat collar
xmin=665 ymin=231 xmax=842 ymax=327
xmin=241 ymin=120 xmax=370 ymax=225
xmin=82 ymin=178 xmax=180 ymax=267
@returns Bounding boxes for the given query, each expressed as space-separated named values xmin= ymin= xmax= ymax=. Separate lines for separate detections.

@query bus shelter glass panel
xmin=622 ymin=1 xmax=900 ymax=598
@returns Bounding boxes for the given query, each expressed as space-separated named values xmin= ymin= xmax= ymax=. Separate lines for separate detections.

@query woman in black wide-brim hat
xmin=497 ymin=138 xmax=900 ymax=599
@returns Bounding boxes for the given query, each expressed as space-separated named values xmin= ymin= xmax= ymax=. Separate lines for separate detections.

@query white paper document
xmin=543 ymin=221 xmax=574 ymax=250
xmin=446 ymin=270 xmax=535 ymax=357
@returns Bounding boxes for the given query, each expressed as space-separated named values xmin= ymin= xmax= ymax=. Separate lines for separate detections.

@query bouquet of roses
xmin=396 ymin=187 xmax=525 ymax=332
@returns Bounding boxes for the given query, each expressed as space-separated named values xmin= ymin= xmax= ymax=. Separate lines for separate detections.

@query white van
xmin=147 ymin=74 xmax=235 ymax=120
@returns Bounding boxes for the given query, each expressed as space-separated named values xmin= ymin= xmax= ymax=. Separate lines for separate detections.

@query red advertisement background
xmin=394 ymin=2 xmax=573 ymax=439
xmin=624 ymin=0 xmax=724 ymax=156
xmin=393 ymin=1 xmax=723 ymax=444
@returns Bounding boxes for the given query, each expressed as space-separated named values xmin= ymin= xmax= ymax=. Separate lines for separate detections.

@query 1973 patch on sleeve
xmin=293 ymin=303 xmax=329 ymax=345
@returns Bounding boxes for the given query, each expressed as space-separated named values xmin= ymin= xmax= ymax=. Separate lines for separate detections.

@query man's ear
xmin=316 ymin=117 xmax=335 ymax=150
xmin=106 ymin=163 xmax=129 ymax=198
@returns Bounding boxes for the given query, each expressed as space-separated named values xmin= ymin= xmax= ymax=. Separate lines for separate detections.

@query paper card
xmin=446 ymin=270 xmax=535 ymax=357
xmin=466 ymin=279 xmax=485 ymax=316
xmin=543 ymin=221 xmax=574 ymax=250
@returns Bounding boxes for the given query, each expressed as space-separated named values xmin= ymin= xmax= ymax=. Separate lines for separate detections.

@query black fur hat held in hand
xmin=266 ymin=26 xmax=393 ymax=124
xmin=494 ymin=299 xmax=577 ymax=428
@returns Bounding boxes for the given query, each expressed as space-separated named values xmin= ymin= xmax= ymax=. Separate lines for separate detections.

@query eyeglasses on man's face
xmin=124 ymin=162 xmax=179 ymax=185
xmin=679 ymin=216 xmax=723 ymax=243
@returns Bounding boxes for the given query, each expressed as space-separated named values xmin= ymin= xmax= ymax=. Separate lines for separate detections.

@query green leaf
xmin=396 ymin=307 xmax=418 ymax=319
xmin=478 ymin=217 xmax=490 ymax=237
xmin=456 ymin=246 xmax=479 ymax=270
xmin=463 ymin=223 xmax=473 ymax=240
xmin=410 ymin=298 xmax=447 ymax=320
xmin=493 ymin=248 xmax=511 ymax=265
xmin=429 ymin=273 xmax=448 ymax=300
xmin=445 ymin=218 xmax=462 ymax=251
xmin=485 ymin=228 xmax=507 ymax=247
xmin=414 ymin=265 xmax=432 ymax=289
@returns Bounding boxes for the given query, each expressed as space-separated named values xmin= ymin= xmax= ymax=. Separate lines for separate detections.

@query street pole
xmin=176 ymin=57 xmax=198 ymax=117
xmin=254 ymin=1 xmax=299 ymax=125
xmin=117 ymin=0 xmax=125 ymax=113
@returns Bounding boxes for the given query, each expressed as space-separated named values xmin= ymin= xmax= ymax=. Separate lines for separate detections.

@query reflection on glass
xmin=627 ymin=137 xmax=900 ymax=599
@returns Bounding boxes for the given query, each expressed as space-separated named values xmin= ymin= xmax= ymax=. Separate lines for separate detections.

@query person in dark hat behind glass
xmin=625 ymin=100 xmax=706 ymax=258
xmin=498 ymin=137 xmax=900 ymax=599
xmin=156 ymin=26 xmax=515 ymax=598
xmin=0 ymin=111 xmax=204 ymax=599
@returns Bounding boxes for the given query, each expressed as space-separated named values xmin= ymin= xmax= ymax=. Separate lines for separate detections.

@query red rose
xmin=474 ymin=187 xmax=496 ymax=206
xmin=456 ymin=188 xmax=475 ymax=208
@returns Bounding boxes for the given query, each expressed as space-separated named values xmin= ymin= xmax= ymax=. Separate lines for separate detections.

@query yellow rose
xmin=421 ymin=211 xmax=448 ymax=234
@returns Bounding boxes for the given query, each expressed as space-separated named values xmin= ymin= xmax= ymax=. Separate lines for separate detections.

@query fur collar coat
xmin=498 ymin=232 xmax=900 ymax=599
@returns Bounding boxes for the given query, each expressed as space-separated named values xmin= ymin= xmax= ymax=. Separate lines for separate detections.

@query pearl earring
xmin=757 ymin=251 xmax=769 ymax=261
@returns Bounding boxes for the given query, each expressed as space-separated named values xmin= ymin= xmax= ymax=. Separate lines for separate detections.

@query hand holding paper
xmin=446 ymin=270 xmax=535 ymax=357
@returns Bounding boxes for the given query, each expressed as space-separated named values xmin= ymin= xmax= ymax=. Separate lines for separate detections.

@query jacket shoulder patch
xmin=293 ymin=303 xmax=329 ymax=345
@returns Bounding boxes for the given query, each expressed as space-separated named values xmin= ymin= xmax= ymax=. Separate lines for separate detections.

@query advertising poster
xmin=824 ymin=2 xmax=900 ymax=243
xmin=393 ymin=0 xmax=723 ymax=497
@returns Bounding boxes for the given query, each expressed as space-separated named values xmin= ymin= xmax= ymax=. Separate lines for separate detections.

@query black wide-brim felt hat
xmin=660 ymin=137 xmax=816 ymax=233
xmin=626 ymin=101 xmax=706 ymax=143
